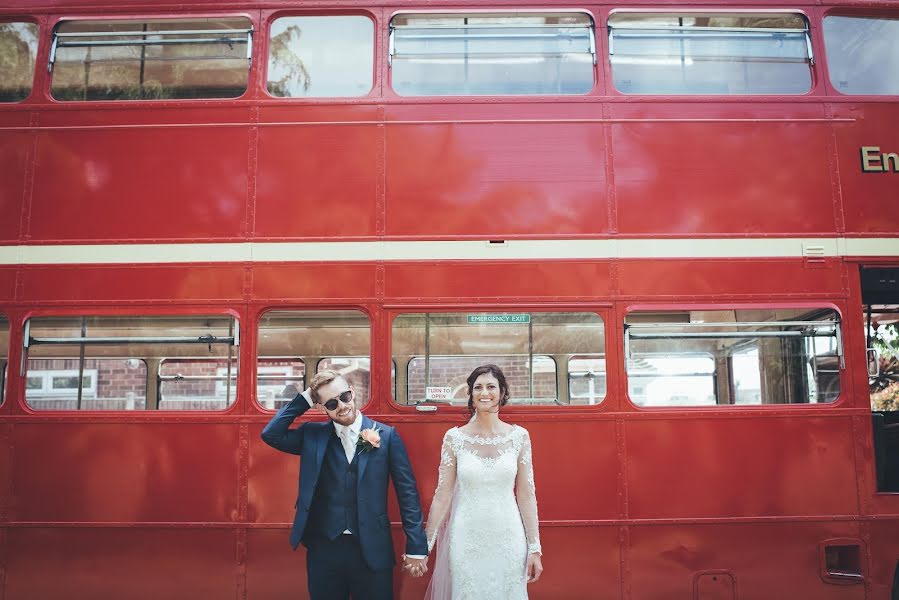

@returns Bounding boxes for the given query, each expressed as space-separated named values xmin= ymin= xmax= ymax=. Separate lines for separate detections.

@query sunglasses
xmin=322 ymin=390 xmax=353 ymax=411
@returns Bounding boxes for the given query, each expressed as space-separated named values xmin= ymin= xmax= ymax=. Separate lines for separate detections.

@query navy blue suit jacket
xmin=261 ymin=395 xmax=428 ymax=570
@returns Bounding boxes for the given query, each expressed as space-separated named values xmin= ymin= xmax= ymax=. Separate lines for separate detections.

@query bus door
xmin=861 ymin=267 xmax=899 ymax=493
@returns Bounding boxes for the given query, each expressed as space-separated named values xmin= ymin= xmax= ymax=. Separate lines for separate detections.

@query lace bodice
xmin=426 ymin=425 xmax=541 ymax=555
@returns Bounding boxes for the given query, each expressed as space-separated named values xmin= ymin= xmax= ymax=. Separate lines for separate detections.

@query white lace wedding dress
xmin=424 ymin=425 xmax=541 ymax=600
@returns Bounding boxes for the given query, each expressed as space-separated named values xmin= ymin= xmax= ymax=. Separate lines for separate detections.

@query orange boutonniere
xmin=357 ymin=427 xmax=381 ymax=452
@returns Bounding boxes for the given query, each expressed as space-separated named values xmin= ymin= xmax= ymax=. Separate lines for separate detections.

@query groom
xmin=261 ymin=370 xmax=429 ymax=600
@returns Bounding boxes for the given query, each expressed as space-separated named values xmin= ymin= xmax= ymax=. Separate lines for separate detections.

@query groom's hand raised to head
xmin=402 ymin=555 xmax=428 ymax=578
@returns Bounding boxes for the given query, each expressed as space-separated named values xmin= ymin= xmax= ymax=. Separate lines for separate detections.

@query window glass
xmin=158 ymin=358 xmax=236 ymax=410
xmin=24 ymin=315 xmax=238 ymax=410
xmin=392 ymin=312 xmax=605 ymax=406
xmin=824 ymin=15 xmax=899 ymax=95
xmin=267 ymin=16 xmax=373 ymax=97
xmin=390 ymin=13 xmax=595 ymax=96
xmin=609 ymin=13 xmax=812 ymax=95
xmin=568 ymin=355 xmax=607 ymax=405
xmin=0 ymin=22 xmax=38 ymax=102
xmin=50 ymin=18 xmax=251 ymax=101
xmin=256 ymin=358 xmax=305 ymax=411
xmin=625 ymin=308 xmax=842 ymax=407
xmin=257 ymin=310 xmax=370 ymax=409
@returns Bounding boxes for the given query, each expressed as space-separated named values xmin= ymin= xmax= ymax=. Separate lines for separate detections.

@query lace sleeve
xmin=515 ymin=427 xmax=541 ymax=555
xmin=425 ymin=429 xmax=457 ymax=552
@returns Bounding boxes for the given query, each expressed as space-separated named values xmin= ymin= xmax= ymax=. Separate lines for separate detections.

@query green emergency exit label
xmin=467 ymin=314 xmax=530 ymax=324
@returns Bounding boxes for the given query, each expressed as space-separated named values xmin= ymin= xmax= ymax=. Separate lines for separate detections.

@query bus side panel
xmin=628 ymin=521 xmax=865 ymax=600
xmin=0 ymin=112 xmax=31 ymax=243
xmin=18 ymin=264 xmax=246 ymax=303
xmin=618 ymin=259 xmax=844 ymax=299
xmin=29 ymin=111 xmax=251 ymax=243
xmin=246 ymin=528 xmax=309 ymax=600
xmin=869 ymin=519 xmax=899 ymax=600
xmin=251 ymin=263 xmax=379 ymax=302
xmin=12 ymin=423 xmax=240 ymax=523
xmin=833 ymin=103 xmax=899 ymax=235
xmin=384 ymin=104 xmax=609 ymax=238
xmin=625 ymin=417 xmax=859 ymax=519
xmin=611 ymin=103 xmax=836 ymax=237
xmin=247 ymin=422 xmax=304 ymax=525
xmin=5 ymin=527 xmax=237 ymax=600
xmin=0 ymin=267 xmax=17 ymax=302
xmin=383 ymin=261 xmax=614 ymax=301
xmin=256 ymin=105 xmax=382 ymax=240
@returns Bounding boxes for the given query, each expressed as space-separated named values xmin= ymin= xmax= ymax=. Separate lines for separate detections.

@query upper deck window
xmin=823 ymin=15 xmax=899 ymax=95
xmin=609 ymin=13 xmax=813 ymax=95
xmin=389 ymin=13 xmax=595 ymax=96
xmin=0 ymin=22 xmax=38 ymax=102
xmin=267 ymin=16 xmax=374 ymax=97
xmin=624 ymin=308 xmax=842 ymax=407
xmin=49 ymin=18 xmax=251 ymax=101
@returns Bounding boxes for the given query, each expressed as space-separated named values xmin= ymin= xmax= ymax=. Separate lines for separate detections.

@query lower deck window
xmin=257 ymin=310 xmax=371 ymax=410
xmin=392 ymin=311 xmax=605 ymax=406
xmin=625 ymin=308 xmax=842 ymax=407
xmin=24 ymin=315 xmax=238 ymax=411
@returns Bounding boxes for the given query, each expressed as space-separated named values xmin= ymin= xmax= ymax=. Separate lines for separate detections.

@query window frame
xmin=45 ymin=13 xmax=256 ymax=104
xmin=19 ymin=308 xmax=242 ymax=414
xmin=386 ymin=9 xmax=599 ymax=99
xmin=262 ymin=11 xmax=378 ymax=100
xmin=253 ymin=306 xmax=375 ymax=413
xmin=820 ymin=9 xmax=899 ymax=98
xmin=604 ymin=9 xmax=820 ymax=98
xmin=622 ymin=303 xmax=847 ymax=411
xmin=386 ymin=305 xmax=611 ymax=412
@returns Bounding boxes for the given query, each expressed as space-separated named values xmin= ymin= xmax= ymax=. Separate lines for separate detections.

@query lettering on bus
xmin=860 ymin=146 xmax=899 ymax=173
xmin=466 ymin=314 xmax=531 ymax=324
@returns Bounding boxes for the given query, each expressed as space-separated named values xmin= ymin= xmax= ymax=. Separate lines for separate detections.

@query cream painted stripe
xmin=1 ymin=238 xmax=899 ymax=265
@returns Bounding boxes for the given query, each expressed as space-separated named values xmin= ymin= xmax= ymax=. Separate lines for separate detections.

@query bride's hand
xmin=526 ymin=553 xmax=543 ymax=583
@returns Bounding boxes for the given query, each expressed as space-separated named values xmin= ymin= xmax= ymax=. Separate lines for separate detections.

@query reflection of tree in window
xmin=0 ymin=23 xmax=38 ymax=102
xmin=268 ymin=25 xmax=311 ymax=96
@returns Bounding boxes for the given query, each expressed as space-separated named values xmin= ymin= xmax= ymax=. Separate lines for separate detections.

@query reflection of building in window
xmin=319 ymin=357 xmax=371 ymax=405
xmin=568 ymin=356 xmax=607 ymax=405
xmin=26 ymin=359 xmax=146 ymax=410
xmin=407 ymin=355 xmax=557 ymax=405
xmin=256 ymin=359 xmax=305 ymax=410
xmin=625 ymin=308 xmax=842 ymax=407
xmin=159 ymin=358 xmax=236 ymax=411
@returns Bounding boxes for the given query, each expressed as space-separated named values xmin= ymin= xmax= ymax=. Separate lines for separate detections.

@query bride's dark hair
xmin=465 ymin=364 xmax=511 ymax=417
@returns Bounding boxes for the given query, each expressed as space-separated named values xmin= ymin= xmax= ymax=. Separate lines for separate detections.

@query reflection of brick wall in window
xmin=159 ymin=360 xmax=235 ymax=410
xmin=407 ymin=357 xmax=556 ymax=403
xmin=93 ymin=359 xmax=147 ymax=399
xmin=27 ymin=358 xmax=147 ymax=410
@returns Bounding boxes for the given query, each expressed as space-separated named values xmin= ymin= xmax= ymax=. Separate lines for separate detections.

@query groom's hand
xmin=402 ymin=555 xmax=428 ymax=578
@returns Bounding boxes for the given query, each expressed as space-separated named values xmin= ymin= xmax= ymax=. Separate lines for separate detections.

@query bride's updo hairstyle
xmin=466 ymin=364 xmax=511 ymax=417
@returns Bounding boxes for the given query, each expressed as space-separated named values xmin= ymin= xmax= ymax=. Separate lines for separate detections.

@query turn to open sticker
xmin=425 ymin=387 xmax=453 ymax=401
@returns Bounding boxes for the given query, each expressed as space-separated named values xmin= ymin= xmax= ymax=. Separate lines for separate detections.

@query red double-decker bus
xmin=0 ymin=0 xmax=898 ymax=598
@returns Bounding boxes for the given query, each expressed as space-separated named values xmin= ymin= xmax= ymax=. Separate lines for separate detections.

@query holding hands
xmin=403 ymin=555 xmax=429 ymax=578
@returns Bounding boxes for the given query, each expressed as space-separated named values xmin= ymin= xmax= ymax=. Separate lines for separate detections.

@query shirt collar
xmin=333 ymin=411 xmax=363 ymax=439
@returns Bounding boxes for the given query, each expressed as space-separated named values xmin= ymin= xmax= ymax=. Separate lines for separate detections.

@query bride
xmin=419 ymin=364 xmax=543 ymax=599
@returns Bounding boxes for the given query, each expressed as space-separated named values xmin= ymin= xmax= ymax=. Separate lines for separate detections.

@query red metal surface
xmin=0 ymin=1 xmax=898 ymax=599
xmin=611 ymin=103 xmax=838 ymax=236
xmin=5 ymin=528 xmax=238 ymax=600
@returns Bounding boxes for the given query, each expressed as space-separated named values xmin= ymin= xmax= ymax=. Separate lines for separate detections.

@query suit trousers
xmin=306 ymin=534 xmax=393 ymax=600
